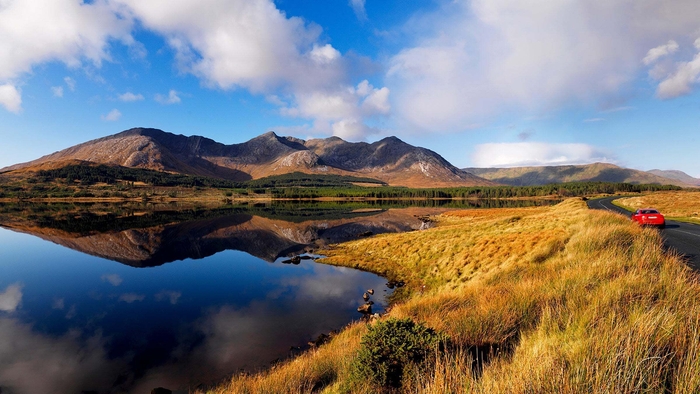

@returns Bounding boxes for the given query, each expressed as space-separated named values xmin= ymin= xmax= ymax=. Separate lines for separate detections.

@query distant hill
xmin=464 ymin=163 xmax=695 ymax=187
xmin=2 ymin=128 xmax=494 ymax=188
xmin=648 ymin=169 xmax=700 ymax=186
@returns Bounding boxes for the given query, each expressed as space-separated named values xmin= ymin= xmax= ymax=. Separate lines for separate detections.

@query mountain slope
xmin=648 ymin=169 xmax=700 ymax=186
xmin=465 ymin=163 xmax=694 ymax=187
xmin=2 ymin=128 xmax=494 ymax=187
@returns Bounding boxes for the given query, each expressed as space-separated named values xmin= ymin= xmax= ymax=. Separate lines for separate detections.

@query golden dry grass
xmin=204 ymin=198 xmax=700 ymax=394
xmin=615 ymin=191 xmax=700 ymax=223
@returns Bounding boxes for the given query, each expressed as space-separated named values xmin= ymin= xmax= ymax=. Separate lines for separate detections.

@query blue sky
xmin=1 ymin=0 xmax=699 ymax=177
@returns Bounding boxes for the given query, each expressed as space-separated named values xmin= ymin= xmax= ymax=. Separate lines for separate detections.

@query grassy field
xmin=615 ymin=191 xmax=700 ymax=224
xmin=203 ymin=198 xmax=700 ymax=393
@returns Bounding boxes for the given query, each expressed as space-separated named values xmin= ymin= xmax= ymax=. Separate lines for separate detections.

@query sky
xmin=0 ymin=0 xmax=699 ymax=177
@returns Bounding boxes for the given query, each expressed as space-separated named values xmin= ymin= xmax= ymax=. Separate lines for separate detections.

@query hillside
xmin=648 ymin=169 xmax=700 ymax=186
xmin=206 ymin=199 xmax=700 ymax=393
xmin=1 ymin=128 xmax=494 ymax=188
xmin=465 ymin=162 xmax=693 ymax=187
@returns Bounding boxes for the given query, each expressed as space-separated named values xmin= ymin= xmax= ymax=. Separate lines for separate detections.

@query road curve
xmin=588 ymin=197 xmax=700 ymax=270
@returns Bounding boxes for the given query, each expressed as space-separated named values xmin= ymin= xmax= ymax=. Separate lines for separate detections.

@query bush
xmin=350 ymin=318 xmax=447 ymax=390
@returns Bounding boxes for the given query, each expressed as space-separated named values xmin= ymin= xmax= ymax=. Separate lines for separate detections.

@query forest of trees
xmin=0 ymin=163 xmax=679 ymax=200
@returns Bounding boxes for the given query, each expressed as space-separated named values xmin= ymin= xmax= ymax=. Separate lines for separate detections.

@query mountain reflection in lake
xmin=0 ymin=200 xmax=558 ymax=393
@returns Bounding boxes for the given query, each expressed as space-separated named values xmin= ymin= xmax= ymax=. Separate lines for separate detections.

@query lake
xmin=0 ymin=200 xmax=558 ymax=393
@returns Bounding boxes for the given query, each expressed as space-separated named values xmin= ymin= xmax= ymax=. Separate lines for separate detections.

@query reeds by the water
xmin=205 ymin=199 xmax=700 ymax=393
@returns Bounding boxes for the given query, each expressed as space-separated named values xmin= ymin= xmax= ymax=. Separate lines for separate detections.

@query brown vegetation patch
xmin=203 ymin=199 xmax=700 ymax=393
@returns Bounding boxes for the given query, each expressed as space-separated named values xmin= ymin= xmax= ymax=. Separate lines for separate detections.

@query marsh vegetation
xmin=207 ymin=199 xmax=700 ymax=393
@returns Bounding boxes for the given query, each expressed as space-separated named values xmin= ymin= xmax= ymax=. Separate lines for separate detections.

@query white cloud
xmin=282 ymin=80 xmax=389 ymax=138
xmin=601 ymin=106 xmax=634 ymax=113
xmin=0 ymin=0 xmax=134 ymax=109
xmin=113 ymin=0 xmax=333 ymax=91
xmin=100 ymin=273 xmax=122 ymax=286
xmin=309 ymin=44 xmax=341 ymax=65
xmin=643 ymin=40 xmax=679 ymax=65
xmin=332 ymin=118 xmax=372 ymax=140
xmin=118 ymin=293 xmax=145 ymax=303
xmin=100 ymin=108 xmax=122 ymax=121
xmin=349 ymin=0 xmax=367 ymax=21
xmin=51 ymin=86 xmax=64 ymax=97
xmin=155 ymin=89 xmax=181 ymax=104
xmin=155 ymin=290 xmax=181 ymax=305
xmin=472 ymin=142 xmax=613 ymax=167
xmin=0 ymin=283 xmax=23 ymax=313
xmin=0 ymin=0 xmax=388 ymax=138
xmin=655 ymin=50 xmax=700 ymax=99
xmin=110 ymin=0 xmax=386 ymax=140
xmin=118 ymin=92 xmax=144 ymax=102
xmin=387 ymin=0 xmax=700 ymax=132
xmin=64 ymin=76 xmax=76 ymax=91
xmin=0 ymin=84 xmax=22 ymax=113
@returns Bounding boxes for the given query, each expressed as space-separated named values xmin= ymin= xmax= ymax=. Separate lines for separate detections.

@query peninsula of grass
xmin=205 ymin=198 xmax=700 ymax=393
xmin=614 ymin=191 xmax=700 ymax=224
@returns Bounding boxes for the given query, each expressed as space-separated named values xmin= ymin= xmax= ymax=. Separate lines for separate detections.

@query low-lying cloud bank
xmin=472 ymin=142 xmax=614 ymax=168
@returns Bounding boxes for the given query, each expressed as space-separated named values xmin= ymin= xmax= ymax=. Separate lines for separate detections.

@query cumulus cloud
xmin=155 ymin=89 xmax=181 ymax=104
xmin=349 ymin=0 xmax=367 ymax=21
xmin=0 ymin=0 xmax=134 ymax=111
xmin=110 ymin=0 xmax=387 ymax=139
xmin=51 ymin=86 xmax=64 ymax=97
xmin=0 ymin=283 xmax=23 ymax=313
xmin=0 ymin=84 xmax=22 ymax=113
xmin=100 ymin=274 xmax=123 ymax=286
xmin=0 ymin=0 xmax=388 ymax=137
xmin=64 ymin=76 xmax=76 ymax=91
xmin=387 ymin=0 xmax=700 ymax=132
xmin=282 ymin=80 xmax=389 ymax=138
xmin=655 ymin=44 xmax=700 ymax=99
xmin=643 ymin=40 xmax=679 ymax=65
xmin=118 ymin=92 xmax=144 ymax=102
xmin=472 ymin=142 xmax=613 ymax=167
xmin=100 ymin=108 xmax=122 ymax=121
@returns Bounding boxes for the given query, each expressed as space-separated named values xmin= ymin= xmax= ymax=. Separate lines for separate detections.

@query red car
xmin=631 ymin=208 xmax=665 ymax=229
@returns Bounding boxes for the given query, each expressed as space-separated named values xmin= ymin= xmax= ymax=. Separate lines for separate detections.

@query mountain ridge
xmin=648 ymin=169 xmax=700 ymax=186
xmin=465 ymin=163 xmax=696 ymax=187
xmin=3 ymin=128 xmax=493 ymax=188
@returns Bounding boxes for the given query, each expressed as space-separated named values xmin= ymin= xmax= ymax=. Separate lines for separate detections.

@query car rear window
xmin=640 ymin=210 xmax=659 ymax=214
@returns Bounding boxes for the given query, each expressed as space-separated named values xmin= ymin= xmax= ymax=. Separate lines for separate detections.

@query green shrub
xmin=350 ymin=318 xmax=447 ymax=390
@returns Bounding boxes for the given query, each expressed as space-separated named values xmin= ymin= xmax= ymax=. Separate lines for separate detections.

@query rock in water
xmin=367 ymin=289 xmax=374 ymax=295
xmin=363 ymin=292 xmax=370 ymax=301
xmin=357 ymin=303 xmax=373 ymax=314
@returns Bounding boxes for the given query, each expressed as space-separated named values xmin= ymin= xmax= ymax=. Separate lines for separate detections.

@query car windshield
xmin=640 ymin=210 xmax=659 ymax=214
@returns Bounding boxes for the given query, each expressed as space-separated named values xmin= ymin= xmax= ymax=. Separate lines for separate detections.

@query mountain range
xmin=465 ymin=163 xmax=699 ymax=187
xmin=2 ymin=127 xmax=697 ymax=188
xmin=1 ymin=128 xmax=491 ymax=188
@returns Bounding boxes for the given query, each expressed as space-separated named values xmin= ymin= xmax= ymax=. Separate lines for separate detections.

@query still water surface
xmin=0 ymin=200 xmax=557 ymax=393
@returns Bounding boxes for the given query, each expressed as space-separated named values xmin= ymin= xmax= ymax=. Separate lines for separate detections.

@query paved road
xmin=588 ymin=196 xmax=700 ymax=270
